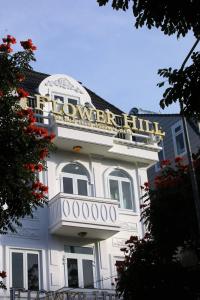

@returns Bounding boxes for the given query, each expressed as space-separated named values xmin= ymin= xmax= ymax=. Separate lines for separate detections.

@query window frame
xmin=52 ymin=93 xmax=80 ymax=105
xmin=108 ymin=169 xmax=134 ymax=210
xmin=171 ymin=120 xmax=187 ymax=157
xmin=10 ymin=249 xmax=41 ymax=291
xmin=61 ymin=163 xmax=90 ymax=196
xmin=63 ymin=245 xmax=95 ymax=289
xmin=109 ymin=255 xmax=125 ymax=289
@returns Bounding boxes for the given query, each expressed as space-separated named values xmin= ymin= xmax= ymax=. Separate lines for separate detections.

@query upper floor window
xmin=171 ymin=121 xmax=186 ymax=156
xmin=11 ymin=249 xmax=40 ymax=291
xmin=61 ymin=163 xmax=89 ymax=196
xmin=53 ymin=94 xmax=79 ymax=114
xmin=53 ymin=93 xmax=79 ymax=105
xmin=108 ymin=169 xmax=134 ymax=210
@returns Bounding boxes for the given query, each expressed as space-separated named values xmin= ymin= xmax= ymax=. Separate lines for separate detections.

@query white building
xmin=0 ymin=72 xmax=163 ymax=299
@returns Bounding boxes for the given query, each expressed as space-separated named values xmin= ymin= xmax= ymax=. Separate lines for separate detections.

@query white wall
xmin=0 ymin=149 xmax=149 ymax=295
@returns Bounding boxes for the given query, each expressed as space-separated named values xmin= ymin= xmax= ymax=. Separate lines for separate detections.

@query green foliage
xmin=97 ymin=0 xmax=200 ymax=119
xmin=0 ymin=36 xmax=54 ymax=234
xmin=143 ymin=158 xmax=199 ymax=258
xmin=97 ymin=0 xmax=200 ymax=37
xmin=118 ymin=238 xmax=200 ymax=300
xmin=116 ymin=156 xmax=200 ymax=299
xmin=158 ymin=52 xmax=200 ymax=120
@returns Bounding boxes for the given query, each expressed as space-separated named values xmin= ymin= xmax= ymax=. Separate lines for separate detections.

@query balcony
xmin=49 ymin=193 xmax=120 ymax=240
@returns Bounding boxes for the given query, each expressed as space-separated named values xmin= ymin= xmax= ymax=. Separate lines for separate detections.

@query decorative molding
xmin=119 ymin=222 xmax=138 ymax=232
xmin=44 ymin=78 xmax=83 ymax=94
xmin=49 ymin=194 xmax=120 ymax=235
xmin=38 ymin=74 xmax=92 ymax=105
xmin=112 ymin=238 xmax=127 ymax=248
xmin=50 ymin=250 xmax=59 ymax=266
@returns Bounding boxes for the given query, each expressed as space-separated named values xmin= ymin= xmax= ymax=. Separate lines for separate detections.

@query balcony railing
xmin=10 ymin=288 xmax=120 ymax=299
xmin=49 ymin=193 xmax=120 ymax=240
xmin=26 ymin=97 xmax=159 ymax=147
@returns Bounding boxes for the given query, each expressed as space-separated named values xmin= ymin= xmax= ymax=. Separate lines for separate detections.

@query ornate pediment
xmin=44 ymin=77 xmax=83 ymax=94
xmin=38 ymin=74 xmax=92 ymax=105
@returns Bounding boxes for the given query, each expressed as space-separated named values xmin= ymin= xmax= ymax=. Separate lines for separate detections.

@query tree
xmin=97 ymin=0 xmax=200 ymax=119
xmin=0 ymin=35 xmax=55 ymax=288
xmin=116 ymin=155 xmax=200 ymax=299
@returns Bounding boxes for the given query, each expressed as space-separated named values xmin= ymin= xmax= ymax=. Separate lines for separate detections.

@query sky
xmin=1 ymin=0 xmax=199 ymax=114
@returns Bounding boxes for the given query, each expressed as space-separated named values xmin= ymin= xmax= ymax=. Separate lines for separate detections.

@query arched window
xmin=108 ymin=169 xmax=133 ymax=210
xmin=61 ymin=163 xmax=89 ymax=196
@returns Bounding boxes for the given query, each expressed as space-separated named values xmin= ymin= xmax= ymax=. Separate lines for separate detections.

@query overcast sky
xmin=1 ymin=1 xmax=198 ymax=113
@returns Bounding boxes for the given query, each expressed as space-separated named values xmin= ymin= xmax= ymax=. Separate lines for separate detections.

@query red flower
xmin=45 ymin=133 xmax=56 ymax=141
xmin=40 ymin=185 xmax=48 ymax=193
xmin=35 ymin=163 xmax=43 ymax=172
xmin=0 ymin=90 xmax=3 ymax=97
xmin=161 ymin=159 xmax=171 ymax=167
xmin=35 ymin=193 xmax=44 ymax=200
xmin=24 ymin=163 xmax=35 ymax=172
xmin=28 ymin=116 xmax=36 ymax=124
xmin=0 ymin=271 xmax=6 ymax=278
xmin=0 ymin=43 xmax=13 ymax=53
xmin=17 ymin=88 xmax=29 ymax=98
xmin=20 ymin=39 xmax=37 ymax=51
xmin=39 ymin=149 xmax=48 ymax=159
xmin=32 ymin=181 xmax=48 ymax=194
xmin=2 ymin=35 xmax=16 ymax=44
xmin=32 ymin=181 xmax=41 ymax=189
xmin=16 ymin=73 xmax=25 ymax=82
xmin=175 ymin=156 xmax=183 ymax=163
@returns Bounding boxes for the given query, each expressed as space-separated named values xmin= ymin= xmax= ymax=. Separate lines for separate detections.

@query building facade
xmin=0 ymin=72 xmax=163 ymax=299
xmin=132 ymin=109 xmax=200 ymax=184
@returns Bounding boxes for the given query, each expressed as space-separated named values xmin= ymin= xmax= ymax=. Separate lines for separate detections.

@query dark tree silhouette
xmin=97 ymin=0 xmax=200 ymax=119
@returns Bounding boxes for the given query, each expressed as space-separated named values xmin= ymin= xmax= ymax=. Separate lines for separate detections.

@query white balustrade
xmin=49 ymin=193 xmax=120 ymax=239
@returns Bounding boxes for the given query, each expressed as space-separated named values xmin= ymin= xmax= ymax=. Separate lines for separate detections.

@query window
xmin=11 ymin=250 xmax=40 ymax=290
xmin=108 ymin=169 xmax=134 ymax=210
xmin=171 ymin=121 xmax=186 ymax=156
xmin=155 ymin=140 xmax=165 ymax=172
xmin=53 ymin=93 xmax=79 ymax=104
xmin=52 ymin=94 xmax=79 ymax=115
xmin=64 ymin=245 xmax=94 ymax=288
xmin=61 ymin=163 xmax=90 ymax=196
xmin=110 ymin=256 xmax=124 ymax=288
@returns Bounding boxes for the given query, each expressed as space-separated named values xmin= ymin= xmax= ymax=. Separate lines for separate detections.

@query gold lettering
xmin=153 ymin=122 xmax=165 ymax=136
xmin=123 ymin=114 xmax=138 ymax=131
xmin=96 ymin=109 xmax=106 ymax=123
xmin=105 ymin=111 xmax=119 ymax=127
xmin=76 ymin=105 xmax=94 ymax=121
xmin=51 ymin=100 xmax=62 ymax=115
xmin=143 ymin=119 xmax=154 ymax=134
xmin=138 ymin=118 xmax=145 ymax=132
xmin=35 ymin=95 xmax=46 ymax=112
xmin=63 ymin=103 xmax=76 ymax=117
xmin=49 ymin=101 xmax=165 ymax=137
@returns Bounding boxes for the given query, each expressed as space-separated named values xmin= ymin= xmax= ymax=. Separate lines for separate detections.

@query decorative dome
xmin=38 ymin=74 xmax=92 ymax=106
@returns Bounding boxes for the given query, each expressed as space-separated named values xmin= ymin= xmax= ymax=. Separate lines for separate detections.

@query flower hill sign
xmin=30 ymin=95 xmax=165 ymax=137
